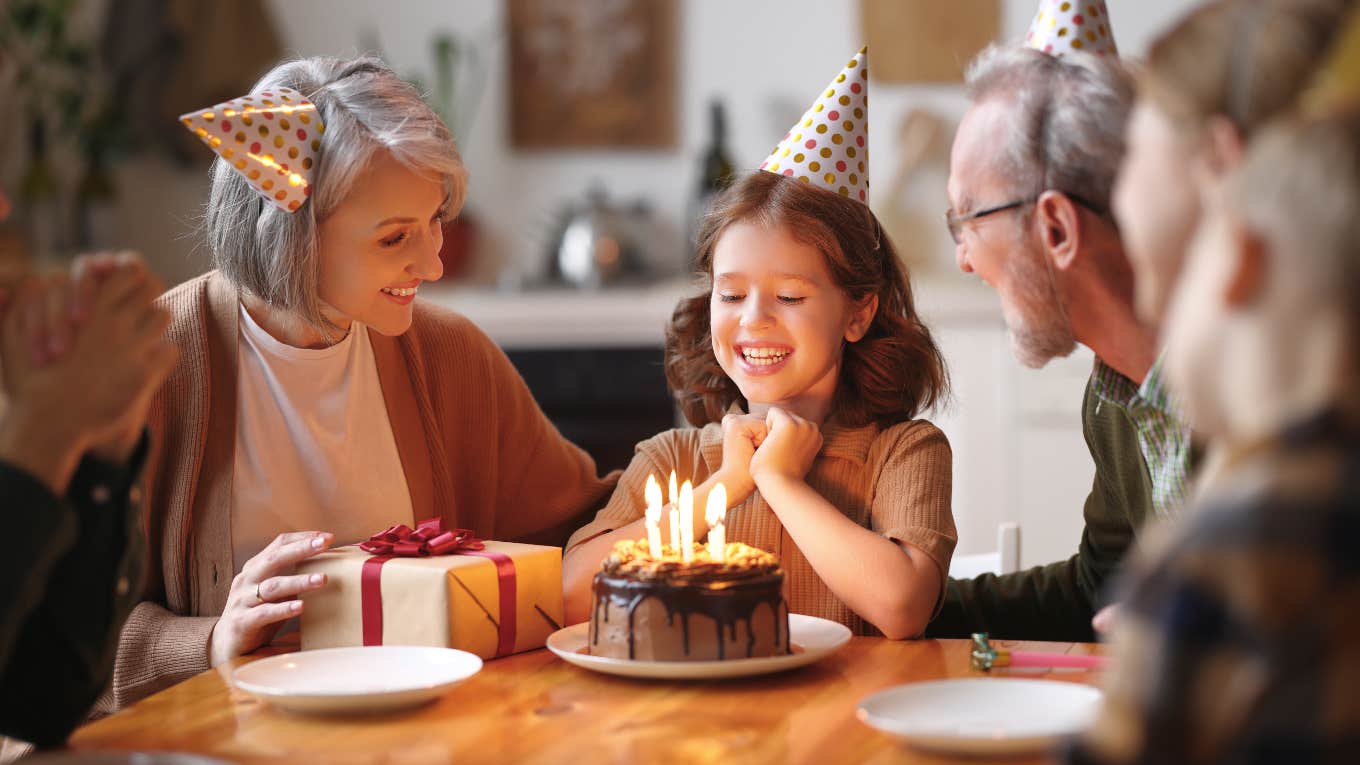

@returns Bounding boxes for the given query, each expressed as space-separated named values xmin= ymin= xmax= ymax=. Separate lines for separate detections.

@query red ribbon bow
xmin=359 ymin=518 xmax=486 ymax=557
xmin=357 ymin=519 xmax=518 ymax=657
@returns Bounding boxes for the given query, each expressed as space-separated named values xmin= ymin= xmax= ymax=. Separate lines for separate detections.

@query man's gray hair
xmin=205 ymin=56 xmax=467 ymax=331
xmin=964 ymin=45 xmax=1134 ymax=212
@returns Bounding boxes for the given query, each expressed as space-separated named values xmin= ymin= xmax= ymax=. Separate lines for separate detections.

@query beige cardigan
xmin=566 ymin=418 xmax=956 ymax=635
xmin=104 ymin=271 xmax=616 ymax=711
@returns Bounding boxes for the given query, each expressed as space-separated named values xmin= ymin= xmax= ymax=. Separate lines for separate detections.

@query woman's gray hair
xmin=964 ymin=45 xmax=1134 ymax=211
xmin=205 ymin=56 xmax=467 ymax=331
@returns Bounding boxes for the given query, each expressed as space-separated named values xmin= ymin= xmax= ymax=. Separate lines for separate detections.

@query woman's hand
xmin=209 ymin=532 xmax=333 ymax=667
xmin=716 ymin=412 xmax=768 ymax=504
xmin=749 ymin=407 xmax=822 ymax=488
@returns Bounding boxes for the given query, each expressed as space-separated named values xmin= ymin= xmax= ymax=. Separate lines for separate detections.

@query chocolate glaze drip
xmin=590 ymin=571 xmax=791 ymax=660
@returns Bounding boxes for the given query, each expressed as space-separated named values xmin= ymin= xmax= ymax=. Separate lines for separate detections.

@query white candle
xmin=644 ymin=474 xmax=663 ymax=558
xmin=667 ymin=470 xmax=680 ymax=555
xmin=679 ymin=480 xmax=695 ymax=563
xmin=706 ymin=482 xmax=727 ymax=562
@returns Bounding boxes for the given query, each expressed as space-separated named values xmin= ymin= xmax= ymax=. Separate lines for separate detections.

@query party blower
xmin=971 ymin=633 xmax=1110 ymax=672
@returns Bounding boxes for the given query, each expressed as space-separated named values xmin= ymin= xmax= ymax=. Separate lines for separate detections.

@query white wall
xmin=113 ymin=0 xmax=1197 ymax=286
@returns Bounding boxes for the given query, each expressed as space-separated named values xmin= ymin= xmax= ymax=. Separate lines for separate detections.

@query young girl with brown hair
xmin=564 ymin=50 xmax=955 ymax=638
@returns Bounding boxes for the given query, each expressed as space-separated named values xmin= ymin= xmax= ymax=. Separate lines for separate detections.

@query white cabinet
xmin=914 ymin=280 xmax=1096 ymax=569
xmin=422 ymin=275 xmax=1095 ymax=569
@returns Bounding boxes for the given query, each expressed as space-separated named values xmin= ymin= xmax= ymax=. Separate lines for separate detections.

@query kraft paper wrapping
xmin=297 ymin=542 xmax=563 ymax=659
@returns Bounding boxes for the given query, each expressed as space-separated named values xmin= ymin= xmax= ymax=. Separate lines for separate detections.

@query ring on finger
xmin=256 ymin=581 xmax=265 ymax=604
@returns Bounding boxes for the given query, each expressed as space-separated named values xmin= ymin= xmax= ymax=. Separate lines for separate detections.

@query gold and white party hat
xmin=1303 ymin=4 xmax=1360 ymax=116
xmin=760 ymin=47 xmax=869 ymax=204
xmin=1025 ymin=1 xmax=1118 ymax=58
xmin=179 ymin=87 xmax=324 ymax=213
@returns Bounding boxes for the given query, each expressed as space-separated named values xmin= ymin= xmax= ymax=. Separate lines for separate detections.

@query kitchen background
xmin=0 ymin=0 xmax=1193 ymax=569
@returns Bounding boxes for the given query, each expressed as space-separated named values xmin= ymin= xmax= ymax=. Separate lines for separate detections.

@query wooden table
xmin=70 ymin=637 xmax=1104 ymax=764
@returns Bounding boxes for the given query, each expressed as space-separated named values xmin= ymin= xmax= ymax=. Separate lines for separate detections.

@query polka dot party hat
xmin=179 ymin=87 xmax=324 ymax=213
xmin=1025 ymin=1 xmax=1118 ymax=58
xmin=1303 ymin=3 xmax=1360 ymax=116
xmin=760 ymin=46 xmax=870 ymax=204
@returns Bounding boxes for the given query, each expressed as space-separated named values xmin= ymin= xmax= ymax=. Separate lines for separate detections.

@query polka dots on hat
xmin=1025 ymin=0 xmax=1117 ymax=58
xmin=760 ymin=47 xmax=870 ymax=204
xmin=178 ymin=86 xmax=323 ymax=213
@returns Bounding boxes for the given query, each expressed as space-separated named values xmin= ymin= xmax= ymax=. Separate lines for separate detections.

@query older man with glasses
xmin=925 ymin=43 xmax=1194 ymax=642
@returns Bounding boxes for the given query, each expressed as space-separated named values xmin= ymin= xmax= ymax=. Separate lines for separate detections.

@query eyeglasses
xmin=943 ymin=198 xmax=1035 ymax=245
xmin=944 ymin=192 xmax=1106 ymax=245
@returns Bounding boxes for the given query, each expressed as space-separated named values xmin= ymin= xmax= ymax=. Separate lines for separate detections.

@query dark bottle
xmin=687 ymin=99 xmax=736 ymax=270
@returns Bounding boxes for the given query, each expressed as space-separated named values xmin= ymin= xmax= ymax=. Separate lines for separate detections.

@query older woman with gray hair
xmin=105 ymin=56 xmax=616 ymax=711
xmin=927 ymin=43 xmax=1193 ymax=642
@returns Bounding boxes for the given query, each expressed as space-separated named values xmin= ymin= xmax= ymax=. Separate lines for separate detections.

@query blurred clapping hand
xmin=0 ymin=252 xmax=177 ymax=494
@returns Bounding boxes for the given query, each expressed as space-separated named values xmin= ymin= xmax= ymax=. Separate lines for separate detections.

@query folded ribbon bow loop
xmin=359 ymin=518 xmax=486 ymax=557
xmin=356 ymin=518 xmax=518 ymax=657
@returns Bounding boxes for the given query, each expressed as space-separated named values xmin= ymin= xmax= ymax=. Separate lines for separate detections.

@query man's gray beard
xmin=1003 ymin=244 xmax=1076 ymax=369
xmin=1008 ymin=320 xmax=1077 ymax=369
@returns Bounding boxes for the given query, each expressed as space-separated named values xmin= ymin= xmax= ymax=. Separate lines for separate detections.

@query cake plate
xmin=545 ymin=613 xmax=851 ymax=679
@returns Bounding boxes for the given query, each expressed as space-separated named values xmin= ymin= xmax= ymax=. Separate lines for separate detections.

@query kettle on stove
xmin=548 ymin=186 xmax=649 ymax=288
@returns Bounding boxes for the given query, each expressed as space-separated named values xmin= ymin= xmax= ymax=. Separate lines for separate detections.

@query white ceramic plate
xmin=546 ymin=613 xmax=851 ymax=679
xmin=232 ymin=646 xmax=482 ymax=714
xmin=857 ymin=678 xmax=1103 ymax=756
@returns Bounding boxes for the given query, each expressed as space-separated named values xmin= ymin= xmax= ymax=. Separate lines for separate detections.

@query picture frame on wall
xmin=861 ymin=0 xmax=1000 ymax=83
xmin=508 ymin=0 xmax=677 ymax=149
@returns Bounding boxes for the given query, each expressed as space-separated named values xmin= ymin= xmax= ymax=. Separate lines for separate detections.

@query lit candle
xmin=679 ymin=480 xmax=695 ymax=563
xmin=668 ymin=470 xmax=680 ymax=555
xmin=706 ymin=482 xmax=727 ymax=562
xmin=644 ymin=474 xmax=663 ymax=558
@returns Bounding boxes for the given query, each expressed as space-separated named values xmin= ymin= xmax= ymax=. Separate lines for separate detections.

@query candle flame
xmin=668 ymin=470 xmax=678 ymax=508
xmin=705 ymin=483 xmax=726 ymax=527
xmin=644 ymin=474 xmax=662 ymax=523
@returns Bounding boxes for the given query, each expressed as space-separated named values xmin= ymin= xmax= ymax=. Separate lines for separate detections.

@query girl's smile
xmin=735 ymin=343 xmax=795 ymax=374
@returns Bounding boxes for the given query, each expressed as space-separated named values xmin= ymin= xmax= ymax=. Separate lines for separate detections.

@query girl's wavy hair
xmin=665 ymin=171 xmax=949 ymax=428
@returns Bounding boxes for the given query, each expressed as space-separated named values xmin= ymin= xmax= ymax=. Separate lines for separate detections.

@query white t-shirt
xmin=231 ymin=303 xmax=414 ymax=574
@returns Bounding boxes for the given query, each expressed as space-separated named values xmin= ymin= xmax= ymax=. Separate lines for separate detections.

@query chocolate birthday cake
xmin=588 ymin=539 xmax=791 ymax=661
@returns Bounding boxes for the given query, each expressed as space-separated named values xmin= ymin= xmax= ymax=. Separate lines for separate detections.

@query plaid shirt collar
xmin=1090 ymin=353 xmax=1193 ymax=521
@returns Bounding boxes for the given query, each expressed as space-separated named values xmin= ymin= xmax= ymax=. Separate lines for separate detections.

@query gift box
xmin=297 ymin=521 xmax=563 ymax=660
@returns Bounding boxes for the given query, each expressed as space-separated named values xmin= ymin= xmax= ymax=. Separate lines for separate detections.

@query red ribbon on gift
xmin=357 ymin=518 xmax=518 ymax=657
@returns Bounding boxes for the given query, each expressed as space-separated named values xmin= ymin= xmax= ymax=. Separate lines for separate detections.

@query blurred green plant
xmin=360 ymin=27 xmax=487 ymax=148
xmin=1 ymin=0 xmax=131 ymax=246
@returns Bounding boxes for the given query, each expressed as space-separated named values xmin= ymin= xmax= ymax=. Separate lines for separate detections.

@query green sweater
xmin=925 ymin=371 xmax=1154 ymax=642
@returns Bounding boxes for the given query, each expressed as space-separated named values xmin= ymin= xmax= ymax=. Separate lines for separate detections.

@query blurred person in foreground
xmin=1094 ymin=0 xmax=1353 ymax=634
xmin=1067 ymin=99 xmax=1360 ymax=765
xmin=0 ymin=181 xmax=176 ymax=748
